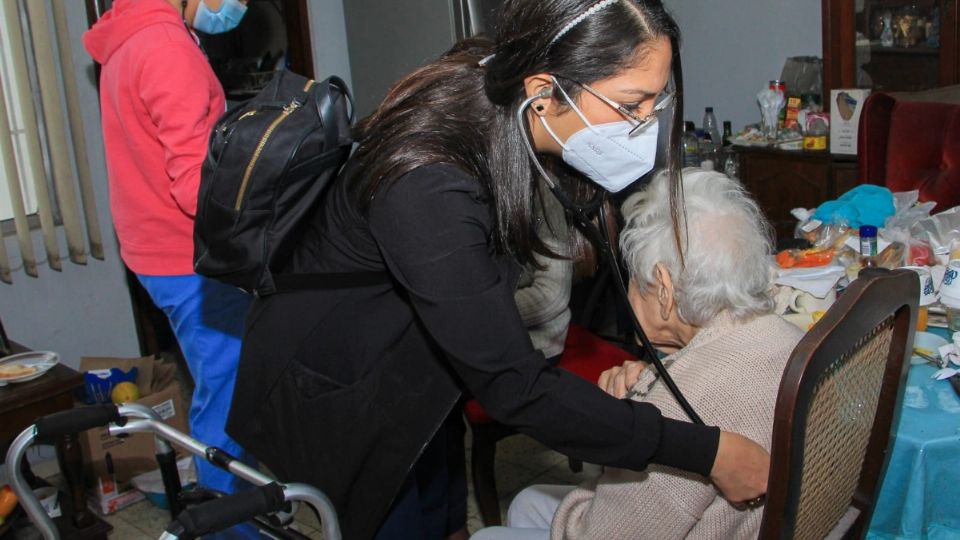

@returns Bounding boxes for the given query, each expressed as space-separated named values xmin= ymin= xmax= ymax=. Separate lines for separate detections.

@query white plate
xmin=0 ymin=351 xmax=59 ymax=386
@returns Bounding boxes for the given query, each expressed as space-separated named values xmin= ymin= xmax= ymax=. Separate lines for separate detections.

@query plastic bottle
xmin=682 ymin=121 xmax=700 ymax=168
xmin=702 ymin=107 xmax=721 ymax=149
xmin=859 ymin=225 xmax=878 ymax=257
xmin=859 ymin=225 xmax=879 ymax=269
xmin=700 ymin=132 xmax=718 ymax=171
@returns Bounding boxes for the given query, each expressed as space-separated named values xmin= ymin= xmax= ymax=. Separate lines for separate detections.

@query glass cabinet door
xmin=823 ymin=0 xmax=958 ymax=100
xmin=855 ymin=0 xmax=946 ymax=90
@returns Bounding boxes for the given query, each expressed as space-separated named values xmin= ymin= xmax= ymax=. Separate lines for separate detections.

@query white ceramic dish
xmin=0 ymin=350 xmax=59 ymax=386
xmin=912 ymin=331 xmax=948 ymax=366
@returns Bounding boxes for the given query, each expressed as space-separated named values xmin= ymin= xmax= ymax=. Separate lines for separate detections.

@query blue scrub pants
xmin=136 ymin=274 xmax=254 ymax=496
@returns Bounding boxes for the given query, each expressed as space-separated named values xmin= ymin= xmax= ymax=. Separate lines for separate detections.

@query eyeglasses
xmin=564 ymin=78 xmax=674 ymax=136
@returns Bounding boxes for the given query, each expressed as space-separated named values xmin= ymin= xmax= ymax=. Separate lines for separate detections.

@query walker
xmin=4 ymin=403 xmax=340 ymax=540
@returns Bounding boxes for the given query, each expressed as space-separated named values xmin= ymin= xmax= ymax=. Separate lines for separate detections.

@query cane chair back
xmin=759 ymin=269 xmax=917 ymax=539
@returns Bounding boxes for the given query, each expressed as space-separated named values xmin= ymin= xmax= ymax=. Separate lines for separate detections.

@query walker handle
xmin=164 ymin=482 xmax=286 ymax=540
xmin=34 ymin=404 xmax=122 ymax=443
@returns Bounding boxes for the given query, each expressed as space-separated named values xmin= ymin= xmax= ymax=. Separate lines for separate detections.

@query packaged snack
xmin=874 ymin=241 xmax=906 ymax=268
xmin=776 ymin=246 xmax=836 ymax=268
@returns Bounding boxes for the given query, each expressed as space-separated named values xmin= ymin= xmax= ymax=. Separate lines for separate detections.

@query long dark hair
xmin=351 ymin=0 xmax=684 ymax=263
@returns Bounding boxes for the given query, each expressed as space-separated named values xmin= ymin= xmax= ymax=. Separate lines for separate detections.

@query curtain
xmin=0 ymin=0 xmax=103 ymax=283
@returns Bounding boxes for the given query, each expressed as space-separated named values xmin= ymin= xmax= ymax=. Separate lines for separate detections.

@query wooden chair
xmin=760 ymin=268 xmax=917 ymax=539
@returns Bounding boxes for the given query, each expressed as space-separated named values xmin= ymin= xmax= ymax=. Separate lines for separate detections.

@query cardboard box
xmin=77 ymin=356 xmax=190 ymax=515
xmin=830 ymin=89 xmax=871 ymax=155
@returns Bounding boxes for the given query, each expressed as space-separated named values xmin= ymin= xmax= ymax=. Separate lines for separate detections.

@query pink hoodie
xmin=84 ymin=0 xmax=224 ymax=275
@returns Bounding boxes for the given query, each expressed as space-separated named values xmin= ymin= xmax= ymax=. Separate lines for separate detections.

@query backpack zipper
xmin=233 ymin=79 xmax=316 ymax=210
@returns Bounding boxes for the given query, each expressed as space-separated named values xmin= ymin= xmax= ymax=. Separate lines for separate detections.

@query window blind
xmin=0 ymin=0 xmax=103 ymax=283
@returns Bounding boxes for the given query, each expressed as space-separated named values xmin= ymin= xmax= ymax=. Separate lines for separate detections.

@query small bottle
xmin=859 ymin=225 xmax=879 ymax=268
xmin=722 ymin=121 xmax=733 ymax=147
xmin=682 ymin=121 xmax=700 ymax=168
xmin=702 ymin=107 xmax=721 ymax=150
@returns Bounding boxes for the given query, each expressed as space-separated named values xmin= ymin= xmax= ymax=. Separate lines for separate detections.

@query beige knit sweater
xmin=551 ymin=312 xmax=803 ymax=540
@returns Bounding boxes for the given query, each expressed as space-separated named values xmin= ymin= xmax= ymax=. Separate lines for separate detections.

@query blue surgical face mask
xmin=538 ymin=78 xmax=659 ymax=193
xmin=193 ymin=0 xmax=247 ymax=34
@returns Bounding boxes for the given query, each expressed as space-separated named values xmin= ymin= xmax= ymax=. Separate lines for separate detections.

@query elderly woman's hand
xmin=597 ymin=360 xmax=648 ymax=399
xmin=711 ymin=431 xmax=770 ymax=505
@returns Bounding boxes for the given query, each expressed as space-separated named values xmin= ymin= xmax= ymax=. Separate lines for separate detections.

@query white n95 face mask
xmin=539 ymin=81 xmax=658 ymax=193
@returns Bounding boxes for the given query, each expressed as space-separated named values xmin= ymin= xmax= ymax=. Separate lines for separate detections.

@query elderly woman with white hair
xmin=472 ymin=169 xmax=803 ymax=540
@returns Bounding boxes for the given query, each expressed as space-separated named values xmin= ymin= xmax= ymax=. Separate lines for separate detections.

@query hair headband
xmin=478 ymin=0 xmax=623 ymax=68
xmin=548 ymin=0 xmax=622 ymax=47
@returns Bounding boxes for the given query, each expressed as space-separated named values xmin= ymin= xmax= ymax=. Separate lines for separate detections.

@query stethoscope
xmin=517 ymin=91 xmax=704 ymax=426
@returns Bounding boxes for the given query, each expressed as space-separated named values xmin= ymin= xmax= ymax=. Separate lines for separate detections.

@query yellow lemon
xmin=110 ymin=382 xmax=141 ymax=404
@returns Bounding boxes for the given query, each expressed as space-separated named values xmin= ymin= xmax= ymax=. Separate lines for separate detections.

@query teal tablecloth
xmin=867 ymin=332 xmax=960 ymax=540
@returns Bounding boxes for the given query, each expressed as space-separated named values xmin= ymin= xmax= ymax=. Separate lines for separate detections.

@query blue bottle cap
xmin=859 ymin=225 xmax=878 ymax=238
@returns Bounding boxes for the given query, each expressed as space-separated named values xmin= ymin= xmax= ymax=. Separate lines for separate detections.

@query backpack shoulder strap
xmin=314 ymin=76 xmax=353 ymax=148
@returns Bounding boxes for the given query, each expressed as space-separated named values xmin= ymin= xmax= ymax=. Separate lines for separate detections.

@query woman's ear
xmin=654 ymin=263 xmax=676 ymax=320
xmin=522 ymin=74 xmax=554 ymax=115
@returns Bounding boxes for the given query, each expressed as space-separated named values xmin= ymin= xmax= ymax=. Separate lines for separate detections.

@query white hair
xmin=620 ymin=168 xmax=775 ymax=326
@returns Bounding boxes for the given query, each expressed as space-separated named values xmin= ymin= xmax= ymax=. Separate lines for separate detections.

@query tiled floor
xmin=49 ymin=429 xmax=596 ymax=539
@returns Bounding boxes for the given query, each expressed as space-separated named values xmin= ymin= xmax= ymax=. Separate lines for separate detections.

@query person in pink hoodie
xmin=83 ymin=0 xmax=253 ymax=518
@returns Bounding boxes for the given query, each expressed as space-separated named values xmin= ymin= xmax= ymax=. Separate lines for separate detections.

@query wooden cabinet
xmin=823 ymin=0 xmax=959 ymax=98
xmin=736 ymin=147 xmax=858 ymax=242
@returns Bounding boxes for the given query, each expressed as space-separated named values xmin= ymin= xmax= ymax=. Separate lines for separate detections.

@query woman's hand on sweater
xmin=711 ymin=431 xmax=769 ymax=504
xmin=598 ymin=360 xmax=648 ymax=399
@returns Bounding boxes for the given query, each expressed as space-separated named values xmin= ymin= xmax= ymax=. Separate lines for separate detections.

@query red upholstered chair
xmin=463 ymin=322 xmax=638 ymax=526
xmin=858 ymin=86 xmax=960 ymax=212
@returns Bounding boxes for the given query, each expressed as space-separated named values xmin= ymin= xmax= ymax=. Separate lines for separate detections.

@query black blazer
xmin=227 ymin=163 xmax=719 ymax=540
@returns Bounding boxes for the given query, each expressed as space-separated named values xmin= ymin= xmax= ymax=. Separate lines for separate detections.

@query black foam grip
xmin=174 ymin=483 xmax=285 ymax=539
xmin=34 ymin=405 xmax=121 ymax=444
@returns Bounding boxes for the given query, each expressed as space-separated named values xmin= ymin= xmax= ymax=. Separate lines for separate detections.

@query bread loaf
xmin=0 ymin=363 xmax=37 ymax=378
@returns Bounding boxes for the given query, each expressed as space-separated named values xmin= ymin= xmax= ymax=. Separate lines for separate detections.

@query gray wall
xmin=664 ymin=0 xmax=822 ymax=132
xmin=307 ymin=0 xmax=354 ymax=87
xmin=0 ymin=1 xmax=139 ymax=369
xmin=308 ymin=0 xmax=822 ymax=131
